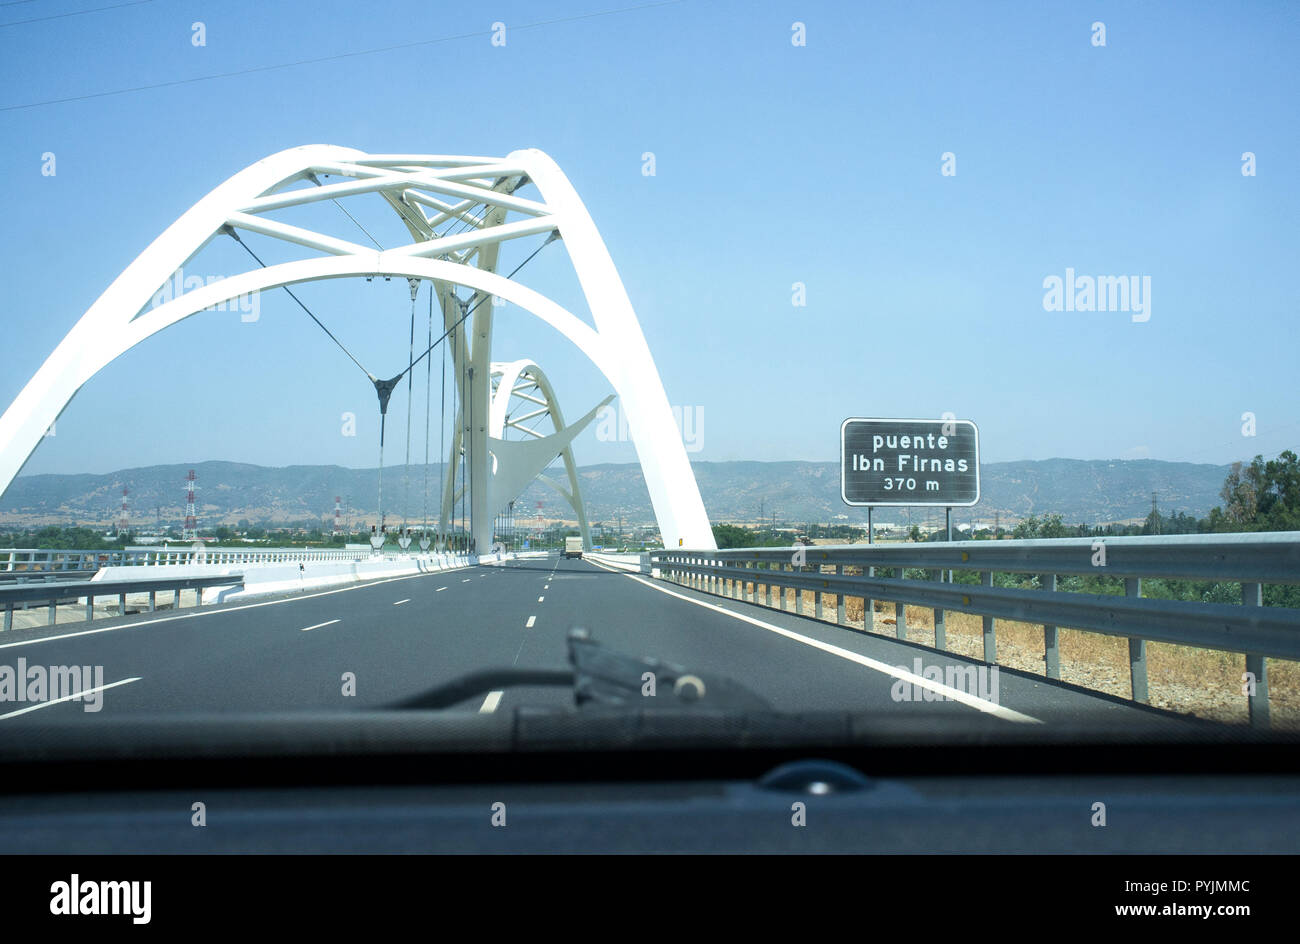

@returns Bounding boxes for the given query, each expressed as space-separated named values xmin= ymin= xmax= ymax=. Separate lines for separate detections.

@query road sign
xmin=841 ymin=417 xmax=979 ymax=507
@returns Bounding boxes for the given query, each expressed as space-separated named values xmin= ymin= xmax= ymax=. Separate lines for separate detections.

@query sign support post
xmin=945 ymin=505 xmax=952 ymax=582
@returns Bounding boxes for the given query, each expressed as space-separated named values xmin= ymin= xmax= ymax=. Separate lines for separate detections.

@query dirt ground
xmin=715 ymin=577 xmax=1297 ymax=729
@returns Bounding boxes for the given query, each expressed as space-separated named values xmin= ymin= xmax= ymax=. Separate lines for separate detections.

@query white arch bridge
xmin=0 ymin=145 xmax=716 ymax=551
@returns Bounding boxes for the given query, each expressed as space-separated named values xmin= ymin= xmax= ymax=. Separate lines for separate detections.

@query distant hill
xmin=0 ymin=457 xmax=1234 ymax=530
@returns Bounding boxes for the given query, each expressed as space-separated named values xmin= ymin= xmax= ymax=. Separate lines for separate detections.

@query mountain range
xmin=0 ymin=458 xmax=1235 ymax=530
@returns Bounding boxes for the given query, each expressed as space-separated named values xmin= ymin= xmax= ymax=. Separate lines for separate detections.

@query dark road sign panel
xmin=841 ymin=418 xmax=980 ymax=507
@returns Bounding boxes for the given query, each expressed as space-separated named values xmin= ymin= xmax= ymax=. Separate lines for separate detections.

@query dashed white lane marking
xmin=479 ymin=691 xmax=503 ymax=713
xmin=585 ymin=559 xmax=1042 ymax=724
xmin=461 ymin=579 xmax=471 ymax=583
xmin=537 ymin=596 xmax=545 ymax=603
xmin=300 ymin=619 xmax=341 ymax=632
xmin=0 ymin=677 xmax=142 ymax=721
xmin=393 ymin=599 xmax=410 ymax=606
xmin=436 ymin=586 xmax=447 ymax=592
xmin=526 ymin=615 xmax=536 ymax=628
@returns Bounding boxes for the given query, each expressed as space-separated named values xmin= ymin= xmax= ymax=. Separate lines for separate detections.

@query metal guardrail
xmin=0 ymin=574 xmax=245 ymax=631
xmin=651 ymin=533 xmax=1300 ymax=729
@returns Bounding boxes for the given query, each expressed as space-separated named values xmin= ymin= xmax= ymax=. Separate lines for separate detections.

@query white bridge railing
xmin=0 ymin=545 xmax=465 ymax=572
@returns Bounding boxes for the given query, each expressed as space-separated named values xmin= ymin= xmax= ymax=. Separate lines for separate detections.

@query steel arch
xmin=0 ymin=145 xmax=715 ymax=550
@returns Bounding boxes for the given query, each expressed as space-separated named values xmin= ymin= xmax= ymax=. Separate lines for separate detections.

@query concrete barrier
xmin=585 ymin=552 xmax=650 ymax=574
xmin=92 ymin=552 xmax=486 ymax=604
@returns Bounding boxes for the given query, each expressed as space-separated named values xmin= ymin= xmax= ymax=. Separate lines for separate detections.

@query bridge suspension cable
xmin=391 ymin=231 xmax=560 ymax=387
xmin=225 ymin=221 xmax=558 ymax=549
xmin=222 ymin=226 xmax=373 ymax=382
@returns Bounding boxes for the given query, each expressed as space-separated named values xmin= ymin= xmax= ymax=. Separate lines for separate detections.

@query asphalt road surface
xmin=0 ymin=553 xmax=1183 ymax=726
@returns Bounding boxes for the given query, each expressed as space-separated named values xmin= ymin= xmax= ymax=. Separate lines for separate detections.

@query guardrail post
xmin=1126 ymin=577 xmax=1148 ymax=703
xmin=894 ymin=568 xmax=906 ymax=639
xmin=865 ymin=566 xmax=875 ymax=632
xmin=118 ymin=592 xmax=127 ymax=617
xmin=1042 ymin=573 xmax=1060 ymax=680
xmin=3 ymin=603 xmax=11 ymax=631
xmin=1243 ymin=581 xmax=1269 ymax=729
xmin=148 ymin=589 xmax=156 ymax=612
xmin=815 ymin=567 xmax=824 ymax=620
xmin=173 ymin=588 xmax=181 ymax=609
xmin=930 ymin=569 xmax=945 ymax=651
xmin=85 ymin=593 xmax=94 ymax=622
xmin=835 ymin=565 xmax=845 ymax=625
xmin=981 ymin=571 xmax=995 ymax=663
xmin=48 ymin=596 xmax=57 ymax=625
xmin=796 ymin=564 xmax=805 ymax=616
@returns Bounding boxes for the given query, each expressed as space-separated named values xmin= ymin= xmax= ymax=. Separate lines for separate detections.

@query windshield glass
xmin=0 ymin=1 xmax=1296 ymax=741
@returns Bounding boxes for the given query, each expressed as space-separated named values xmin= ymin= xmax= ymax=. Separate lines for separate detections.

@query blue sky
xmin=1 ymin=0 xmax=1297 ymax=480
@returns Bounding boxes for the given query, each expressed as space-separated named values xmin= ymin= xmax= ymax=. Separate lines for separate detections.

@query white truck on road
xmin=564 ymin=536 xmax=584 ymax=559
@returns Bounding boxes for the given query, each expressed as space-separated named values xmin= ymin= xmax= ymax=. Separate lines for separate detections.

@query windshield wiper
xmin=391 ymin=628 xmax=772 ymax=711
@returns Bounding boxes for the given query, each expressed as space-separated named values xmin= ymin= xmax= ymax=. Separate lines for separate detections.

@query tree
xmin=712 ymin=524 xmax=761 ymax=548
xmin=1206 ymin=451 xmax=1300 ymax=533
xmin=1013 ymin=513 xmax=1071 ymax=539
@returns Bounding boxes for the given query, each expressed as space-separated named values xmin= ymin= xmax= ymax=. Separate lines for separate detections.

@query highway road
xmin=0 ymin=553 xmax=1182 ymax=726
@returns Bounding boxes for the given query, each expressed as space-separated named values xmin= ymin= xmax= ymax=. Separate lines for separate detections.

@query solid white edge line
xmin=526 ymin=615 xmax=536 ymax=628
xmin=479 ymin=690 xmax=503 ymax=713
xmin=0 ymin=565 xmax=469 ymax=651
xmin=300 ymin=619 xmax=341 ymax=632
xmin=0 ymin=676 xmax=142 ymax=721
xmin=584 ymin=558 xmax=1041 ymax=724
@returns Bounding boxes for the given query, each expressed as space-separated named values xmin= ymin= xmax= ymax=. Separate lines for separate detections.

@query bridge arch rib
xmin=0 ymin=145 xmax=715 ymax=550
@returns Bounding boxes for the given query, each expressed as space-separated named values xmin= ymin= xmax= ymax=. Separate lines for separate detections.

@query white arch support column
xmin=0 ymin=146 xmax=717 ymax=550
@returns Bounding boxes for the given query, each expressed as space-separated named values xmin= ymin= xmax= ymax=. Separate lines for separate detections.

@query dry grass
xmin=714 ymin=575 xmax=1298 ymax=729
